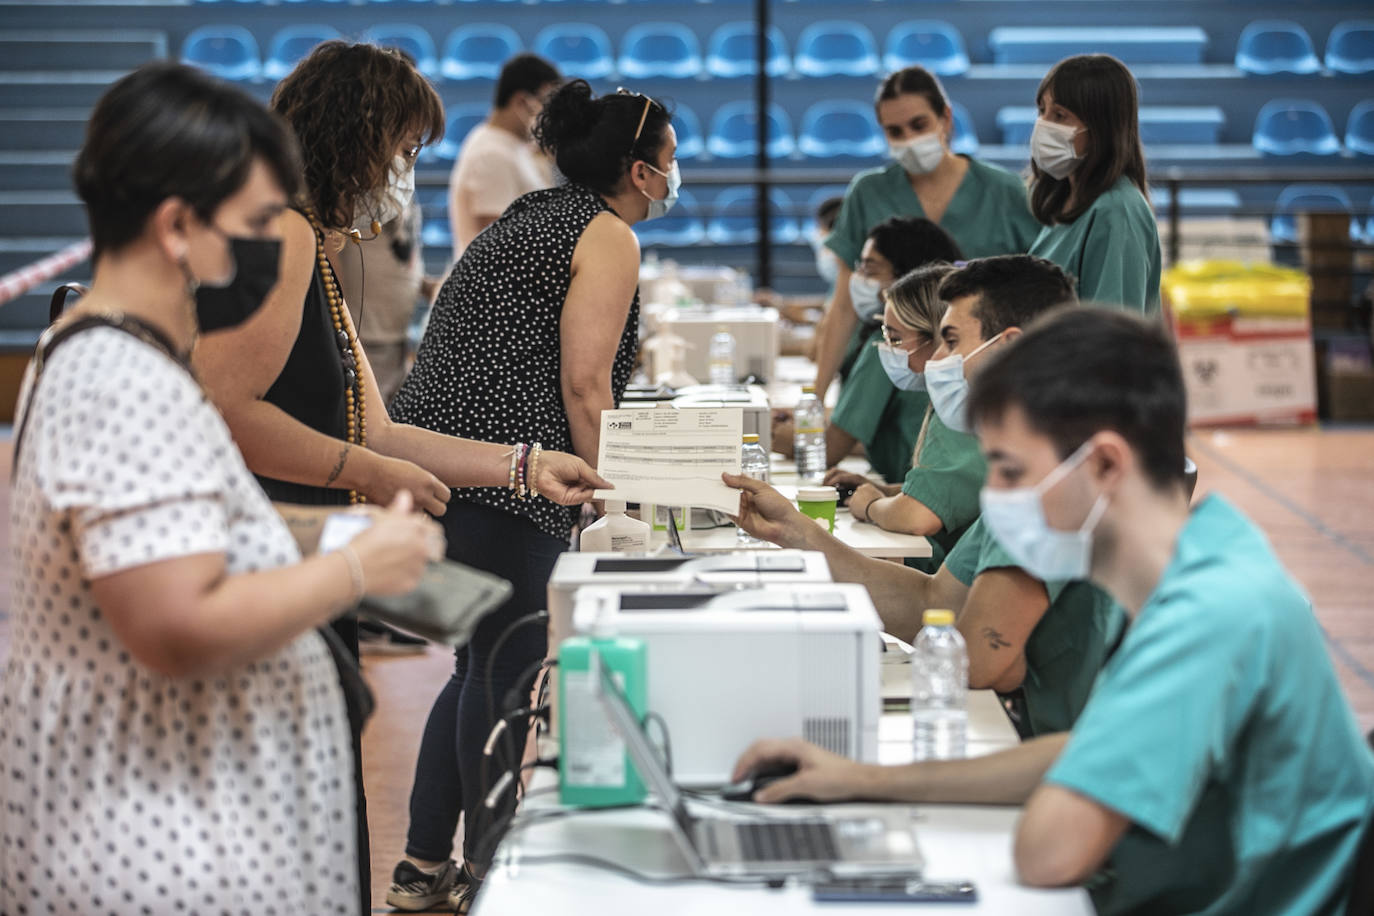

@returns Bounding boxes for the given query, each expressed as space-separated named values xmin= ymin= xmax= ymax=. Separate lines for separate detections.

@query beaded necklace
xmin=302 ymin=206 xmax=367 ymax=504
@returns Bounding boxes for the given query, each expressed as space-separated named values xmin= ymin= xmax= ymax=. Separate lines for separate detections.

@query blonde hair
xmin=883 ymin=262 xmax=958 ymax=342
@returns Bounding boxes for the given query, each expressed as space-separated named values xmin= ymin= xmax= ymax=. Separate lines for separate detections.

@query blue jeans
xmin=404 ymin=502 xmax=566 ymax=863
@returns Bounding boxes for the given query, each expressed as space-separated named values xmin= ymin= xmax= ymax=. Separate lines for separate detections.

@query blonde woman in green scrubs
xmin=813 ymin=66 xmax=1041 ymax=400
xmin=1026 ymin=54 xmax=1161 ymax=314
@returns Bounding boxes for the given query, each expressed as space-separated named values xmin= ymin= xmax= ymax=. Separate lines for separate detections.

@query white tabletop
xmin=474 ymin=691 xmax=1090 ymax=915
xmin=679 ymin=510 xmax=931 ymax=560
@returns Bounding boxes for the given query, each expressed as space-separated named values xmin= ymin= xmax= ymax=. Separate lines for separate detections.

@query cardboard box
xmin=1175 ymin=314 xmax=1317 ymax=426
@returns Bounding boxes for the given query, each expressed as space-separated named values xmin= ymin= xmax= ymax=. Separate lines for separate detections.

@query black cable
xmin=484 ymin=610 xmax=549 ymax=728
xmin=643 ymin=710 xmax=673 ymax=779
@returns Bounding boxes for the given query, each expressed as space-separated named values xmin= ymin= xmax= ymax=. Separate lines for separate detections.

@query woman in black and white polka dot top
xmin=385 ymin=79 xmax=680 ymax=907
xmin=2 ymin=64 xmax=444 ymax=916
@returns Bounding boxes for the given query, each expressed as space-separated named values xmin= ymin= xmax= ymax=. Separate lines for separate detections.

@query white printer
xmin=571 ymin=583 xmax=883 ymax=787
xmin=672 ymin=384 xmax=772 ymax=452
xmin=547 ymin=550 xmax=831 ymax=647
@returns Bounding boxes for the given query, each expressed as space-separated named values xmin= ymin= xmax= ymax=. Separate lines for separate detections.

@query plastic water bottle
xmin=911 ymin=609 xmax=968 ymax=761
xmin=708 ymin=326 xmax=736 ymax=387
xmin=793 ymin=384 xmax=826 ymax=483
xmin=737 ymin=433 xmax=770 ymax=544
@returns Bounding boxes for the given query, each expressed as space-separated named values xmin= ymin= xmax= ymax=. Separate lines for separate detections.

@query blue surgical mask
xmin=979 ymin=440 xmax=1108 ymax=582
xmin=810 ymin=234 xmax=839 ymax=286
xmin=924 ymin=332 xmax=1003 ymax=433
xmin=848 ymin=273 xmax=883 ymax=323
xmin=876 ymin=342 xmax=925 ymax=392
xmin=641 ymin=160 xmax=681 ymax=220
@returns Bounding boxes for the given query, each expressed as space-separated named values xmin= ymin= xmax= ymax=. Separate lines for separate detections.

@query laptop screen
xmin=590 ymin=651 xmax=703 ymax=867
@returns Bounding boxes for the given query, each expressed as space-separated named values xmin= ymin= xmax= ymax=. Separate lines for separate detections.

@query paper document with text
xmin=592 ymin=407 xmax=743 ymax=515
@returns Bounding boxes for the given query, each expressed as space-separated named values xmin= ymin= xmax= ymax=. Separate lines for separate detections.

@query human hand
xmin=731 ymin=738 xmax=870 ymax=804
xmin=348 ymin=490 xmax=446 ymax=596
xmin=848 ymin=483 xmax=883 ymax=522
xmin=822 ymin=469 xmax=869 ymax=492
xmin=535 ymin=451 xmax=612 ymax=505
xmin=363 ymin=454 xmax=450 ymax=517
xmin=770 ymin=411 xmax=795 ymax=459
xmin=721 ymin=472 xmax=810 ymax=548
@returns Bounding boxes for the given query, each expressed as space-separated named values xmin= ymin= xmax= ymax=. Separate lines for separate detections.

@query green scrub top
xmin=1046 ymin=495 xmax=1374 ymax=915
xmin=826 ymin=158 xmax=1042 ymax=268
xmin=830 ymin=336 xmax=929 ymax=485
xmin=1028 ymin=176 xmax=1162 ymax=314
xmin=836 ymin=320 xmax=875 ymax=385
xmin=944 ymin=517 xmax=1125 ymax=738
xmin=897 ymin=411 xmax=986 ymax=573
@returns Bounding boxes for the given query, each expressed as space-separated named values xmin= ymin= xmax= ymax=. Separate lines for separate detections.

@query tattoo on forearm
xmin=326 ymin=445 xmax=351 ymax=486
xmin=982 ymin=627 xmax=1011 ymax=650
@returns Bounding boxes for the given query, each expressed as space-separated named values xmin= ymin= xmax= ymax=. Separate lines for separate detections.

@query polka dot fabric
xmin=1 ymin=328 xmax=358 ymax=915
xmin=391 ymin=183 xmax=640 ymax=541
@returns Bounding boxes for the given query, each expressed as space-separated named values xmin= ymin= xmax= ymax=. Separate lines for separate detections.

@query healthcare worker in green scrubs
xmin=1026 ymin=54 xmax=1161 ymax=314
xmin=845 ymin=256 xmax=1076 ymax=573
xmin=818 ymin=220 xmax=961 ymax=484
xmin=813 ymin=66 xmax=1041 ymax=400
xmin=728 ymin=309 xmax=1374 ymax=914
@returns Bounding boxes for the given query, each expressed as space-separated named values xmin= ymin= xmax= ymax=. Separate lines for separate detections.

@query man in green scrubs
xmin=727 ymin=309 xmax=1374 ymax=913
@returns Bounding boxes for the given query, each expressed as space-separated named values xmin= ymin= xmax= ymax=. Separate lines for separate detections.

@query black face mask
xmin=194 ymin=235 xmax=281 ymax=332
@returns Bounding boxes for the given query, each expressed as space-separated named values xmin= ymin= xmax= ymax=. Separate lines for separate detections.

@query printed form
xmin=592 ymin=407 xmax=743 ymax=515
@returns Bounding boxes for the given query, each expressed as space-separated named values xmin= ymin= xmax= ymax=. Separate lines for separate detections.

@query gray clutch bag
xmin=359 ymin=559 xmax=513 ymax=647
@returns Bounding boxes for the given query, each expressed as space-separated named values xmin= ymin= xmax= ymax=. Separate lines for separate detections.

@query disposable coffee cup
xmin=796 ymin=485 xmax=839 ymax=533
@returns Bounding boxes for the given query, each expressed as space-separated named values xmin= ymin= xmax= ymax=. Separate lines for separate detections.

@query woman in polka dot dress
xmin=0 ymin=64 xmax=442 ymax=916
xmin=385 ymin=80 xmax=680 ymax=910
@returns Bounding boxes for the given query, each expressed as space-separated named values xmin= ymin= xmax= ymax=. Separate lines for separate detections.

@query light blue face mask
xmin=924 ymin=332 xmax=1003 ymax=433
xmin=810 ymin=234 xmax=839 ymax=286
xmin=848 ymin=273 xmax=883 ymax=323
xmin=876 ymin=342 xmax=925 ymax=392
xmin=641 ymin=160 xmax=681 ymax=220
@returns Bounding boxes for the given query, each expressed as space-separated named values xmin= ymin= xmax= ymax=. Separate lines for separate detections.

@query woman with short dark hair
xmin=385 ymin=79 xmax=676 ymax=911
xmin=0 ymin=62 xmax=441 ymax=916
xmin=1026 ymin=55 xmax=1162 ymax=313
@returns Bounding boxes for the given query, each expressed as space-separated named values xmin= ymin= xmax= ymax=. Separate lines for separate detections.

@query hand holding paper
xmin=592 ymin=407 xmax=744 ymax=515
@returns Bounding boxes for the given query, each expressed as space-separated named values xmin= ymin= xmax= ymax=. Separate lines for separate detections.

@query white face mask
xmin=924 ymin=332 xmax=1003 ymax=433
xmin=889 ymin=131 xmax=945 ymax=176
xmin=848 ymin=273 xmax=883 ymax=323
xmin=355 ymin=154 xmax=415 ymax=231
xmin=640 ymin=160 xmax=681 ymax=220
xmin=979 ymin=440 xmax=1109 ymax=582
xmin=876 ymin=341 xmax=925 ymax=392
xmin=810 ymin=234 xmax=839 ymax=286
xmin=1030 ymin=118 xmax=1084 ymax=180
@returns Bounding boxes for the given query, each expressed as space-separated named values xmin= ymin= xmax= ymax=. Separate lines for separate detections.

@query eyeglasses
xmin=879 ymin=324 xmax=934 ymax=354
xmin=616 ymin=87 xmax=656 ymax=156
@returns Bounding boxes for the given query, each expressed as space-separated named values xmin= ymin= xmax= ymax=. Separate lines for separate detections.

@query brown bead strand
xmin=302 ymin=207 xmax=367 ymax=505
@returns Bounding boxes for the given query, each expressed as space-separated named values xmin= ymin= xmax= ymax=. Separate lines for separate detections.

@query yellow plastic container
xmin=1163 ymin=260 xmax=1311 ymax=321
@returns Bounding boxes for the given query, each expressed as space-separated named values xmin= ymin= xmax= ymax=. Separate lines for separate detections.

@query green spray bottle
xmin=557 ymin=627 xmax=648 ymax=808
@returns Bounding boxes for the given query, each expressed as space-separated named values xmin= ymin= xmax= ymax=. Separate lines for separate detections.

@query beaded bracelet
xmin=508 ymin=443 xmax=524 ymax=494
xmin=339 ymin=545 xmax=366 ymax=605
xmin=517 ymin=443 xmax=531 ymax=500
xmin=528 ymin=442 xmax=542 ymax=499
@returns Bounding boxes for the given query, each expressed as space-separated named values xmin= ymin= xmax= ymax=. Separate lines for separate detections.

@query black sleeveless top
xmin=256 ymin=221 xmax=351 ymax=508
xmin=391 ymin=183 xmax=640 ymax=540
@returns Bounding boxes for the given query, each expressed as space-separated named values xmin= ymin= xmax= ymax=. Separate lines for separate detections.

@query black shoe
xmin=385 ymin=859 xmax=460 ymax=911
xmin=359 ymin=619 xmax=428 ymax=656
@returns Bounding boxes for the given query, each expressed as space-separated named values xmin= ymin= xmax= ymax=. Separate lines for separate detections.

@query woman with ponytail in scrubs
xmin=1026 ymin=55 xmax=1161 ymax=314
xmin=812 ymin=66 xmax=1040 ymax=400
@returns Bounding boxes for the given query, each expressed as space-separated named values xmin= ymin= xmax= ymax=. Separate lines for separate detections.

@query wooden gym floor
xmin=0 ymin=427 xmax=1371 ymax=913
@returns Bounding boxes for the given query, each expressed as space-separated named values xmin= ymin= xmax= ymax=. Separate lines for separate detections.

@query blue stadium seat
xmin=1346 ymin=100 xmax=1374 ymax=156
xmin=424 ymin=104 xmax=488 ymax=165
xmin=534 ymin=24 xmax=614 ymax=81
xmin=949 ymin=101 xmax=979 ymax=156
xmin=1149 ymin=188 xmax=1242 ymax=217
xmin=996 ymin=106 xmax=1224 ymax=145
xmin=421 ymin=219 xmax=452 ymax=250
xmin=441 ymin=24 xmax=522 ymax=81
xmin=1366 ymin=195 xmax=1374 ymax=246
xmin=618 ymin=23 xmax=702 ymax=80
xmin=798 ymin=101 xmax=885 ymax=159
xmin=362 ymin=24 xmax=437 ymax=79
xmin=635 ymin=190 xmax=706 ymax=247
xmin=883 ymin=21 xmax=969 ymax=77
xmin=987 ymin=27 xmax=1207 ymax=65
xmin=1235 ymin=21 xmax=1320 ymax=76
xmin=707 ymin=186 xmax=800 ymax=246
xmin=803 ymin=184 xmax=849 ymax=237
xmin=1253 ymin=99 xmax=1341 ymax=156
xmin=263 ymin=25 xmax=341 ymax=81
xmin=1270 ymin=185 xmax=1357 ymax=244
xmin=1326 ymin=21 xmax=1374 ymax=76
xmin=182 ymin=26 xmax=260 ymax=81
xmin=794 ymin=21 xmax=880 ymax=78
xmin=670 ymin=105 xmax=705 ymax=161
xmin=707 ymin=102 xmax=795 ymax=160
xmin=705 ymin=22 xmax=789 ymax=79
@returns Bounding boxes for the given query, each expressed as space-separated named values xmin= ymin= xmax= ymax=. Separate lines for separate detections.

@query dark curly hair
xmin=270 ymin=41 xmax=444 ymax=230
xmin=534 ymin=80 xmax=672 ymax=196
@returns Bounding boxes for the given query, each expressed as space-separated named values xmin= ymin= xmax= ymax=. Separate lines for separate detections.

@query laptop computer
xmin=591 ymin=651 xmax=924 ymax=879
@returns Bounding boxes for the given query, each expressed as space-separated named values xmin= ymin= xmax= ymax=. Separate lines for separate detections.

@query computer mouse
xmin=721 ymin=761 xmax=816 ymax=804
